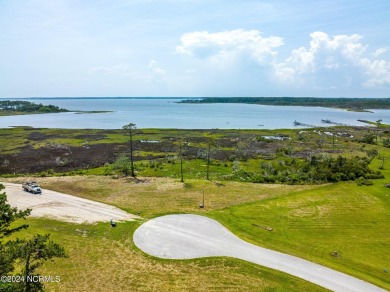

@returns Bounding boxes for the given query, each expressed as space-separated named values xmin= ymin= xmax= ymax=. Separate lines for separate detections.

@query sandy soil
xmin=134 ymin=214 xmax=385 ymax=292
xmin=2 ymin=182 xmax=139 ymax=224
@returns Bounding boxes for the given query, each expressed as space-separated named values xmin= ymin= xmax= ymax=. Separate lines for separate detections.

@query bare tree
xmin=332 ymin=131 xmax=335 ymax=149
xmin=179 ymin=140 xmax=184 ymax=183
xmin=122 ymin=123 xmax=137 ymax=177
xmin=206 ymin=136 xmax=216 ymax=180
xmin=375 ymin=119 xmax=382 ymax=144
xmin=206 ymin=141 xmax=211 ymax=180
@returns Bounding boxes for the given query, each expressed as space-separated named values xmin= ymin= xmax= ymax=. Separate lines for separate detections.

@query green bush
xmin=228 ymin=155 xmax=382 ymax=185
xmin=359 ymin=132 xmax=376 ymax=144
xmin=112 ymin=156 xmax=132 ymax=176
xmin=383 ymin=138 xmax=390 ymax=148
xmin=356 ymin=177 xmax=374 ymax=186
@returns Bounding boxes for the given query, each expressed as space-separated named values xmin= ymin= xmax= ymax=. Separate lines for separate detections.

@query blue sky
xmin=1 ymin=0 xmax=389 ymax=97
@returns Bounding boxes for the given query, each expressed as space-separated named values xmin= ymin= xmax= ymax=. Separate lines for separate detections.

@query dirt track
xmin=2 ymin=182 xmax=139 ymax=223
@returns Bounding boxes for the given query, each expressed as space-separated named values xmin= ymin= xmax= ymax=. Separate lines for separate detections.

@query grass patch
xmin=4 ymin=174 xmax=389 ymax=289
xmin=10 ymin=218 xmax=326 ymax=291
xmin=5 ymin=176 xmax=310 ymax=217
xmin=209 ymin=182 xmax=390 ymax=290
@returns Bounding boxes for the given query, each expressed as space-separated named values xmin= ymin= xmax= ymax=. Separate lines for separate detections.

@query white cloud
xmin=361 ymin=58 xmax=390 ymax=87
xmin=373 ymin=47 xmax=388 ymax=58
xmin=148 ymin=60 xmax=167 ymax=76
xmin=273 ymin=62 xmax=300 ymax=84
xmin=276 ymin=32 xmax=365 ymax=77
xmin=175 ymin=29 xmax=390 ymax=94
xmin=324 ymin=57 xmax=340 ymax=69
xmin=273 ymin=31 xmax=390 ymax=89
xmin=88 ymin=64 xmax=129 ymax=74
xmin=176 ymin=29 xmax=283 ymax=64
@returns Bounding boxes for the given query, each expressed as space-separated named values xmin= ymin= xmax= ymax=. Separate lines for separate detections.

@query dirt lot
xmin=2 ymin=182 xmax=139 ymax=223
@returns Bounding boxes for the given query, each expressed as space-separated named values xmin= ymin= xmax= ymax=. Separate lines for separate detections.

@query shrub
xmin=112 ymin=156 xmax=132 ymax=176
xmin=383 ymin=138 xmax=390 ymax=148
xmin=356 ymin=177 xmax=373 ymax=186
xmin=360 ymin=132 xmax=376 ymax=144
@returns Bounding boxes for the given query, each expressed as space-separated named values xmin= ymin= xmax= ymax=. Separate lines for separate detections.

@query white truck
xmin=22 ymin=181 xmax=42 ymax=194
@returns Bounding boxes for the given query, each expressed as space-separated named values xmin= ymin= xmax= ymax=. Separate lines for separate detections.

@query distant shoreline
xmin=2 ymin=97 xmax=390 ymax=112
xmin=0 ymin=97 xmax=190 ymax=100
xmin=0 ymin=100 xmax=69 ymax=116
xmin=179 ymin=97 xmax=390 ymax=111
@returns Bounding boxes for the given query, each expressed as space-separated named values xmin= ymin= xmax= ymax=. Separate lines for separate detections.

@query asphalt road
xmin=2 ymin=182 xmax=139 ymax=223
xmin=134 ymin=214 xmax=385 ymax=292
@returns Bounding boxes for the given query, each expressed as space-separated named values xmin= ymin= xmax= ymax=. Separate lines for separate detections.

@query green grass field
xmin=210 ymin=182 xmax=390 ymax=289
xmin=2 ymin=126 xmax=390 ymax=290
xmin=4 ymin=173 xmax=389 ymax=290
xmin=12 ymin=218 xmax=326 ymax=291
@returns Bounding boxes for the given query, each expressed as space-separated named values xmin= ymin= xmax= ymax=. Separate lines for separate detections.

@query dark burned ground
xmin=1 ymin=140 xmax=237 ymax=174
xmin=0 ymin=144 xmax=118 ymax=174
xmin=0 ymin=127 xmax=361 ymax=174
xmin=0 ymin=131 xmax=281 ymax=174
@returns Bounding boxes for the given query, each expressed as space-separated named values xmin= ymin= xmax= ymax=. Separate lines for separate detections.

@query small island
xmin=0 ymin=100 xmax=113 ymax=116
xmin=180 ymin=97 xmax=390 ymax=111
xmin=0 ymin=100 xmax=69 ymax=116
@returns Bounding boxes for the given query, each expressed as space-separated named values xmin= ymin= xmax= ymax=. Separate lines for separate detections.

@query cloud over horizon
xmin=273 ymin=31 xmax=390 ymax=90
xmin=176 ymin=29 xmax=390 ymax=95
xmin=1 ymin=1 xmax=390 ymax=97
xmin=176 ymin=29 xmax=283 ymax=64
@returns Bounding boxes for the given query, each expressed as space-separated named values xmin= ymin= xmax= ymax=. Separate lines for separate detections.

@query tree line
xmin=0 ymin=100 xmax=68 ymax=113
xmin=180 ymin=97 xmax=390 ymax=110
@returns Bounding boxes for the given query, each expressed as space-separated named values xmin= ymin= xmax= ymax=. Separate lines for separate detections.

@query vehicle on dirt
xmin=22 ymin=181 xmax=42 ymax=194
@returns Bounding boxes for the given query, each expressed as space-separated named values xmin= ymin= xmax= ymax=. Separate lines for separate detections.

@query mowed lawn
xmin=17 ymin=219 xmax=326 ymax=291
xmin=210 ymin=152 xmax=390 ymax=290
xmin=210 ymin=182 xmax=390 ymax=290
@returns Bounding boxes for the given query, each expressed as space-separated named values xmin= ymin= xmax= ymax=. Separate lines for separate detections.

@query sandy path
xmin=134 ymin=214 xmax=385 ymax=292
xmin=2 ymin=182 xmax=139 ymax=224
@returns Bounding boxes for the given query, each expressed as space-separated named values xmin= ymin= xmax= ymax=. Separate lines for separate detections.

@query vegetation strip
xmin=180 ymin=97 xmax=390 ymax=111
xmin=0 ymin=100 xmax=68 ymax=115
xmin=0 ymin=126 xmax=387 ymax=186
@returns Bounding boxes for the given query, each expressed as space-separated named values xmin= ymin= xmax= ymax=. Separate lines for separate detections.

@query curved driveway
xmin=134 ymin=214 xmax=385 ymax=292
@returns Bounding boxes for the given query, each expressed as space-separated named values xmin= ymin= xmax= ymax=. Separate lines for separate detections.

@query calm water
xmin=1 ymin=98 xmax=389 ymax=129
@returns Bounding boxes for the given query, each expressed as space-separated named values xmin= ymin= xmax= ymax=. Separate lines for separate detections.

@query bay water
xmin=0 ymin=98 xmax=389 ymax=129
